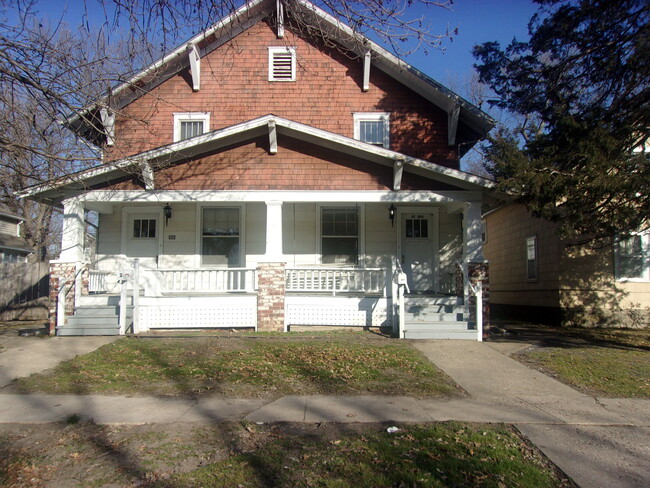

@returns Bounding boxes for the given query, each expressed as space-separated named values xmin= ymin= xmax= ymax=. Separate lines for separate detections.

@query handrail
xmin=56 ymin=264 xmax=85 ymax=329
xmin=456 ymin=261 xmax=483 ymax=342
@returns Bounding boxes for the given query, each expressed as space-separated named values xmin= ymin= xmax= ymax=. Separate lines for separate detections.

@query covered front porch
xmin=51 ymin=189 xmax=488 ymax=339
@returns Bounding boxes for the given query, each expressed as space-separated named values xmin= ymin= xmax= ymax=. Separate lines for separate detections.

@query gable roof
xmin=67 ymin=0 xmax=493 ymax=142
xmin=20 ymin=114 xmax=495 ymax=204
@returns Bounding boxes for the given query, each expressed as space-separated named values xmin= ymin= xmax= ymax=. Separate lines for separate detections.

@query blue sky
xmin=406 ymin=1 xmax=538 ymax=85
xmin=26 ymin=0 xmax=538 ymax=83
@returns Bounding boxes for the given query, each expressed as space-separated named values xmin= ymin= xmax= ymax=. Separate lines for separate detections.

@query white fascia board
xmin=65 ymin=0 xmax=269 ymax=128
xmin=275 ymin=117 xmax=495 ymax=189
xmin=79 ymin=189 xmax=484 ymax=205
xmin=19 ymin=116 xmax=274 ymax=199
xmin=293 ymin=0 xmax=494 ymax=134
xmin=20 ymin=114 xmax=495 ymax=200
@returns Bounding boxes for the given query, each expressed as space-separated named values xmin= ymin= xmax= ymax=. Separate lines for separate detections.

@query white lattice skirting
xmin=286 ymin=296 xmax=392 ymax=327
xmin=139 ymin=296 xmax=257 ymax=329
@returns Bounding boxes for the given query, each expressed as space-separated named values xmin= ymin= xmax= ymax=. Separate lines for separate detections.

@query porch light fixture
xmin=163 ymin=204 xmax=172 ymax=225
xmin=388 ymin=204 xmax=396 ymax=227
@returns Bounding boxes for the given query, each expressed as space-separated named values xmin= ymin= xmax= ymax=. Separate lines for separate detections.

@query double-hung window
xmin=616 ymin=232 xmax=649 ymax=281
xmin=201 ymin=207 xmax=241 ymax=267
xmin=353 ymin=113 xmax=390 ymax=148
xmin=321 ymin=207 xmax=359 ymax=265
xmin=526 ymin=235 xmax=538 ymax=281
xmin=173 ymin=112 xmax=210 ymax=142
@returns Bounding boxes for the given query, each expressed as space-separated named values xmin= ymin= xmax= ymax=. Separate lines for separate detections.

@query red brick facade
xmin=256 ymin=262 xmax=286 ymax=332
xmin=109 ymin=136 xmax=462 ymax=192
xmin=48 ymin=262 xmax=78 ymax=334
xmin=105 ymin=20 xmax=458 ymax=168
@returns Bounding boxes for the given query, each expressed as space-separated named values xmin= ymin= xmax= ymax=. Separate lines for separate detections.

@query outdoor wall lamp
xmin=388 ymin=204 xmax=396 ymax=227
xmin=163 ymin=204 xmax=172 ymax=225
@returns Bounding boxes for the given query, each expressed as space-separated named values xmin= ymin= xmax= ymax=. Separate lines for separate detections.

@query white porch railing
xmin=286 ymin=267 xmax=386 ymax=295
xmin=456 ymin=261 xmax=483 ymax=342
xmin=88 ymin=270 xmax=110 ymax=293
xmin=156 ymin=268 xmax=256 ymax=293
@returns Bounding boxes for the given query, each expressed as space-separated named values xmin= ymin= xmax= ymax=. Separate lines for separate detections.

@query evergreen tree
xmin=474 ymin=0 xmax=649 ymax=243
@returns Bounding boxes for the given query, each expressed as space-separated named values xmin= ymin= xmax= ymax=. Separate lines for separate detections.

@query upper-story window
xmin=353 ymin=113 xmax=390 ymax=148
xmin=616 ymin=232 xmax=649 ymax=281
xmin=268 ymin=47 xmax=296 ymax=81
xmin=173 ymin=112 xmax=210 ymax=142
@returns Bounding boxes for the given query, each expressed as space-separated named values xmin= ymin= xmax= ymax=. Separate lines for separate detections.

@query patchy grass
xmin=9 ymin=332 xmax=462 ymax=398
xmin=508 ymin=325 xmax=650 ymax=398
xmin=0 ymin=422 xmax=575 ymax=488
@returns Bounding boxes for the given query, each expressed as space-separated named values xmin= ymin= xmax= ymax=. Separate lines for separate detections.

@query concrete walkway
xmin=0 ymin=335 xmax=648 ymax=488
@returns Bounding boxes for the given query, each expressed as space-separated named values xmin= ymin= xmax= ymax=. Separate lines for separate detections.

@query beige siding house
xmin=484 ymin=204 xmax=649 ymax=327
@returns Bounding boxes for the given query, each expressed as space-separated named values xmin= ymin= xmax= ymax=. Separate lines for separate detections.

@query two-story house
xmin=0 ymin=205 xmax=32 ymax=263
xmin=20 ymin=0 xmax=496 ymax=338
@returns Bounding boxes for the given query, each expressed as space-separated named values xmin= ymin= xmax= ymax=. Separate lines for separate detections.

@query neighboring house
xmin=19 ymin=0 xmax=496 ymax=338
xmin=0 ymin=206 xmax=32 ymax=263
xmin=484 ymin=204 xmax=650 ymax=328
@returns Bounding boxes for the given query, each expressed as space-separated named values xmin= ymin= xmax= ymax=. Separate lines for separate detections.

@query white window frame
xmin=353 ymin=112 xmax=390 ymax=148
xmin=317 ymin=204 xmax=365 ymax=266
xmin=526 ymin=235 xmax=538 ymax=282
xmin=615 ymin=232 xmax=650 ymax=282
xmin=268 ymin=46 xmax=296 ymax=82
xmin=196 ymin=204 xmax=245 ymax=268
xmin=173 ymin=112 xmax=210 ymax=142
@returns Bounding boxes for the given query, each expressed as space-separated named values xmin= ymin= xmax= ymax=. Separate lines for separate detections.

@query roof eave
xmin=20 ymin=115 xmax=496 ymax=203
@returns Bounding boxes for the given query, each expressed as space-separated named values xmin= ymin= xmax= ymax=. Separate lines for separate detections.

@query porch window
xmin=201 ymin=207 xmax=241 ymax=267
xmin=173 ymin=112 xmax=210 ymax=142
xmin=526 ymin=235 xmax=538 ymax=281
xmin=405 ymin=218 xmax=428 ymax=239
xmin=321 ymin=207 xmax=359 ymax=265
xmin=133 ymin=219 xmax=156 ymax=239
xmin=616 ymin=232 xmax=649 ymax=281
xmin=353 ymin=113 xmax=390 ymax=148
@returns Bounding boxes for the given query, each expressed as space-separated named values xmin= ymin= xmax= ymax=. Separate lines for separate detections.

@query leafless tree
xmin=1 ymin=0 xmax=457 ymax=259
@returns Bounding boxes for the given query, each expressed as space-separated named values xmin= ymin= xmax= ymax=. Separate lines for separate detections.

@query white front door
xmin=123 ymin=211 xmax=162 ymax=295
xmin=399 ymin=211 xmax=438 ymax=293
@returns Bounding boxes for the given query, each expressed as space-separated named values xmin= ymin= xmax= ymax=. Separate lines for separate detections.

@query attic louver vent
xmin=268 ymin=47 xmax=296 ymax=81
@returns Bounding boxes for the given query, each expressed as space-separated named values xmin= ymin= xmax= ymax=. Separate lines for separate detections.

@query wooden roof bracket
xmin=99 ymin=108 xmax=115 ymax=146
xmin=188 ymin=43 xmax=201 ymax=91
xmin=393 ymin=156 xmax=404 ymax=191
xmin=363 ymin=50 xmax=371 ymax=92
xmin=276 ymin=0 xmax=285 ymax=38
xmin=268 ymin=119 xmax=278 ymax=154
xmin=448 ymin=103 xmax=460 ymax=146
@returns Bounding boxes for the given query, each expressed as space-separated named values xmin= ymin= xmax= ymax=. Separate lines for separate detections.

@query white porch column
xmin=59 ymin=197 xmax=85 ymax=263
xmin=463 ymin=201 xmax=490 ymax=339
xmin=462 ymin=202 xmax=484 ymax=262
xmin=264 ymin=200 xmax=284 ymax=261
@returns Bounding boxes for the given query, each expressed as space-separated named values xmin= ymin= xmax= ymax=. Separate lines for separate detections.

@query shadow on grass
xmin=489 ymin=320 xmax=650 ymax=352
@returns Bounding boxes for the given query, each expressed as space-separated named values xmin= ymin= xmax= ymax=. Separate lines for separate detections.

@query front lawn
xmin=511 ymin=326 xmax=650 ymax=398
xmin=9 ymin=331 xmax=462 ymax=398
xmin=0 ymin=421 xmax=575 ymax=488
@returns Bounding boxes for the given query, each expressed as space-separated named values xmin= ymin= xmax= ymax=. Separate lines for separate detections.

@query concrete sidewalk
xmin=0 ymin=335 xmax=119 ymax=387
xmin=0 ymin=334 xmax=648 ymax=487
xmin=414 ymin=341 xmax=650 ymax=488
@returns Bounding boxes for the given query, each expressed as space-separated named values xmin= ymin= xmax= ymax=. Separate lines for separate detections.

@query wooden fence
xmin=0 ymin=262 xmax=50 ymax=321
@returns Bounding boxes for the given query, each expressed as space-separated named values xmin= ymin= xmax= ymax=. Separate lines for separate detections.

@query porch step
xmin=402 ymin=295 xmax=474 ymax=340
xmin=76 ymin=294 xmax=132 ymax=307
xmin=56 ymin=299 xmax=131 ymax=336
xmin=403 ymin=329 xmax=478 ymax=340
